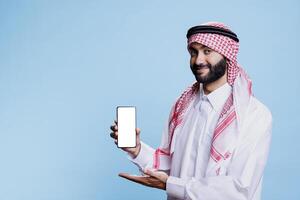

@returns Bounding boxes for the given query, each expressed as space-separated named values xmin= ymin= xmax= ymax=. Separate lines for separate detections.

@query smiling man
xmin=110 ymin=22 xmax=272 ymax=200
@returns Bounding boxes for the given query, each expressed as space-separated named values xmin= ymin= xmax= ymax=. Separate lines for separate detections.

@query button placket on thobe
xmin=188 ymin=95 xmax=212 ymax=178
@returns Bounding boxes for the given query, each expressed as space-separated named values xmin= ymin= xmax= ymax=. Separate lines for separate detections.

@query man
xmin=110 ymin=22 xmax=272 ymax=200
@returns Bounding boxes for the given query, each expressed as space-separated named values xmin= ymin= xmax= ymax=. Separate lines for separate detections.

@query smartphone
xmin=116 ymin=106 xmax=136 ymax=148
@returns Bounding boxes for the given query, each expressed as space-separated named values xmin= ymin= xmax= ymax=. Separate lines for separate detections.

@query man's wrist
xmin=130 ymin=143 xmax=141 ymax=159
xmin=126 ymin=141 xmax=156 ymax=171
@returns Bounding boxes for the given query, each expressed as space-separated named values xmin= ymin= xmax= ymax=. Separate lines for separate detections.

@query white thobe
xmin=127 ymin=83 xmax=272 ymax=200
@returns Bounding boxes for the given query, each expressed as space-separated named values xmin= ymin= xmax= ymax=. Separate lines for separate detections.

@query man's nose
xmin=195 ymin=52 xmax=205 ymax=65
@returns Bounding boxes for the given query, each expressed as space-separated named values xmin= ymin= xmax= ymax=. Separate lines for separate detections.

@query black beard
xmin=190 ymin=58 xmax=227 ymax=84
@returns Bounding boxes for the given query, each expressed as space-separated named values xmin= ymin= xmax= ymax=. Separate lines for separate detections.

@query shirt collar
xmin=198 ymin=82 xmax=232 ymax=112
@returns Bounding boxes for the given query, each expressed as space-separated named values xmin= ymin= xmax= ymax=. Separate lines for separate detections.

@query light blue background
xmin=0 ymin=0 xmax=299 ymax=199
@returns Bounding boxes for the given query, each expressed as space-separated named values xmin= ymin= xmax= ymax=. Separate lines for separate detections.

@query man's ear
xmin=225 ymin=58 xmax=228 ymax=69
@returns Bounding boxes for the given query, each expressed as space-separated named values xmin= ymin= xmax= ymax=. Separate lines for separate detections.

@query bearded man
xmin=110 ymin=21 xmax=272 ymax=200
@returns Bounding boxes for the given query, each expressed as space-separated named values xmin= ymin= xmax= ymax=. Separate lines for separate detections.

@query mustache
xmin=191 ymin=63 xmax=212 ymax=71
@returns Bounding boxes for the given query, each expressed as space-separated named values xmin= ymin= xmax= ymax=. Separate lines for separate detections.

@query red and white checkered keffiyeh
xmin=153 ymin=22 xmax=253 ymax=176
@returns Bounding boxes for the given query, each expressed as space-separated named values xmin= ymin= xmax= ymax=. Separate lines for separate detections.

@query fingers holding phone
xmin=109 ymin=120 xmax=118 ymax=144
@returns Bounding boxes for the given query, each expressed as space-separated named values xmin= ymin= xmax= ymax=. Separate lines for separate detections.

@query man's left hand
xmin=119 ymin=169 xmax=169 ymax=190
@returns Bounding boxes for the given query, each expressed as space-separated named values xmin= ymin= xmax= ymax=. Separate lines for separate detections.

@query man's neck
xmin=203 ymin=73 xmax=228 ymax=95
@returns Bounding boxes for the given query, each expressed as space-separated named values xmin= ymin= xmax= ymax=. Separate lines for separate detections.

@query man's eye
xmin=190 ymin=50 xmax=197 ymax=56
xmin=204 ymin=49 xmax=212 ymax=55
xmin=204 ymin=49 xmax=211 ymax=55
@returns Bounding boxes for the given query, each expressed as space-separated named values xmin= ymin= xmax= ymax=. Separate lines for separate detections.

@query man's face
xmin=189 ymin=42 xmax=227 ymax=84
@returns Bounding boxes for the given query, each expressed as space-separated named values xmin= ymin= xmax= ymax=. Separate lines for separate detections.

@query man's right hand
xmin=110 ymin=120 xmax=141 ymax=158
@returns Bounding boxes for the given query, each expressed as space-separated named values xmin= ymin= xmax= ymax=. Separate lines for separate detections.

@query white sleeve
xmin=166 ymin=109 xmax=272 ymax=200
xmin=126 ymin=105 xmax=175 ymax=174
xmin=126 ymin=141 xmax=155 ymax=173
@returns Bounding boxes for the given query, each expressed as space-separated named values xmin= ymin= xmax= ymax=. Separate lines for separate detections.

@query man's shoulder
xmin=248 ymin=96 xmax=272 ymax=123
xmin=238 ymin=96 xmax=273 ymax=144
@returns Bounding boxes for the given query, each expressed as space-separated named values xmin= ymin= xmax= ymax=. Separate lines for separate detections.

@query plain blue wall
xmin=0 ymin=0 xmax=299 ymax=199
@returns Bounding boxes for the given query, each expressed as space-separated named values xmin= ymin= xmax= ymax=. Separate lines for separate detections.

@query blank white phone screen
xmin=117 ymin=106 xmax=136 ymax=148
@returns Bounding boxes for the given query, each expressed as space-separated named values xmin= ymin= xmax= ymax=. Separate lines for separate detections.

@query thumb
xmin=136 ymin=128 xmax=141 ymax=135
xmin=143 ymin=168 xmax=158 ymax=178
